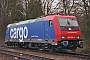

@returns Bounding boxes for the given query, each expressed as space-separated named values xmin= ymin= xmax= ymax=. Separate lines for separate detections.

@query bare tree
xmin=0 ymin=0 xmax=10 ymax=40
xmin=42 ymin=0 xmax=55 ymax=14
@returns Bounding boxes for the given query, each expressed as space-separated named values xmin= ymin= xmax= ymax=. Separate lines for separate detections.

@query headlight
xmin=62 ymin=36 xmax=66 ymax=39
xmin=76 ymin=36 xmax=80 ymax=39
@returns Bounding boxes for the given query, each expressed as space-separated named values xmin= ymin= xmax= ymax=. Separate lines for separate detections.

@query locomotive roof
xmin=7 ymin=15 xmax=76 ymax=27
xmin=45 ymin=15 xmax=76 ymax=20
xmin=7 ymin=17 xmax=44 ymax=27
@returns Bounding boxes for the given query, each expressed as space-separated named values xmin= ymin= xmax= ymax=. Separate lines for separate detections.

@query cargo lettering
xmin=10 ymin=26 xmax=28 ymax=40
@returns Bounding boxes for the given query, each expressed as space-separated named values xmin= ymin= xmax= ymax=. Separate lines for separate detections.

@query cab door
xmin=44 ymin=20 xmax=53 ymax=40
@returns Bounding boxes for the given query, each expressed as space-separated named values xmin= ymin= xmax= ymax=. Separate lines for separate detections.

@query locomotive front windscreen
xmin=58 ymin=18 xmax=79 ymax=30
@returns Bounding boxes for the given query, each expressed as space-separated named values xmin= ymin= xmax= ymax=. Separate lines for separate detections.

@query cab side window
xmin=49 ymin=20 xmax=52 ymax=27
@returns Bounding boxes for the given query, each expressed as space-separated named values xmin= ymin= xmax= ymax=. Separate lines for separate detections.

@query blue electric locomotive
xmin=5 ymin=15 xmax=84 ymax=52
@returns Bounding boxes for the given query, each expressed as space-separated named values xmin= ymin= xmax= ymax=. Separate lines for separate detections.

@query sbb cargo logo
xmin=10 ymin=26 xmax=28 ymax=41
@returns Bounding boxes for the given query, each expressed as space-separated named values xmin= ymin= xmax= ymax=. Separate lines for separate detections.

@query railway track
xmin=0 ymin=49 xmax=54 ymax=60
xmin=0 ymin=44 xmax=90 ymax=60
xmin=53 ymin=51 xmax=90 ymax=59
xmin=38 ymin=50 xmax=90 ymax=60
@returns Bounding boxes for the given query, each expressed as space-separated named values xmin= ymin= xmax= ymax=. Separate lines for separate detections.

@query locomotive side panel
xmin=28 ymin=21 xmax=45 ymax=43
xmin=5 ymin=23 xmax=29 ymax=43
xmin=8 ymin=25 xmax=18 ymax=42
xmin=28 ymin=20 xmax=56 ymax=44
xmin=17 ymin=24 xmax=29 ymax=42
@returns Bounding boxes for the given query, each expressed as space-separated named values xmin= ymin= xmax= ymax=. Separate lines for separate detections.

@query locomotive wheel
xmin=37 ymin=46 xmax=43 ymax=52
xmin=71 ymin=47 xmax=77 ymax=52
xmin=18 ymin=44 xmax=23 ymax=48
xmin=7 ymin=43 xmax=10 ymax=47
xmin=71 ymin=49 xmax=76 ymax=52
xmin=49 ymin=46 xmax=55 ymax=52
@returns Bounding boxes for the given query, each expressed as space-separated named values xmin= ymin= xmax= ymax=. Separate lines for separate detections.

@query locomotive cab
xmin=45 ymin=15 xmax=84 ymax=51
xmin=58 ymin=17 xmax=83 ymax=51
